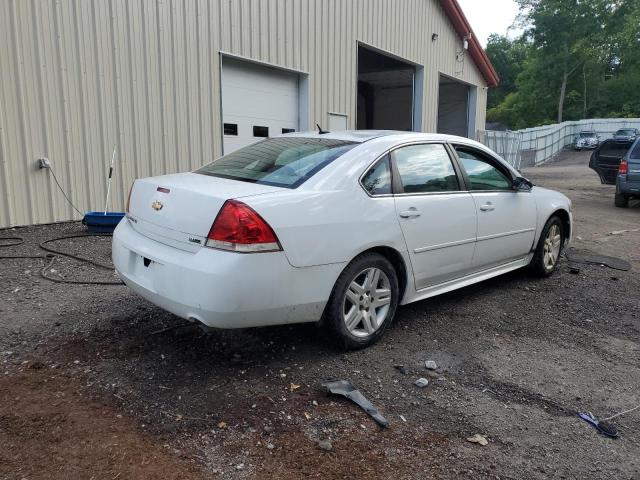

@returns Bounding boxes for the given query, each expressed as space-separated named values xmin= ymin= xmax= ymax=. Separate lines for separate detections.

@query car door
xmin=590 ymin=140 xmax=634 ymax=185
xmin=391 ymin=143 xmax=477 ymax=290
xmin=627 ymin=140 xmax=640 ymax=183
xmin=453 ymin=145 xmax=537 ymax=271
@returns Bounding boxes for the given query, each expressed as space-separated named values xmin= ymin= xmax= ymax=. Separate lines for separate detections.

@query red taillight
xmin=126 ymin=182 xmax=135 ymax=213
xmin=206 ymin=200 xmax=281 ymax=253
xmin=619 ymin=159 xmax=628 ymax=175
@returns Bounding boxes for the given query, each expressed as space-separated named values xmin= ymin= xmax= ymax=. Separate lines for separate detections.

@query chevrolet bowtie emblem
xmin=151 ymin=200 xmax=164 ymax=211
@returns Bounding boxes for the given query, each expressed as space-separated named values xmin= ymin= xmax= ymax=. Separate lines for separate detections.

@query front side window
xmin=196 ymin=137 xmax=357 ymax=188
xmin=456 ymin=147 xmax=512 ymax=191
xmin=393 ymin=144 xmax=459 ymax=194
xmin=361 ymin=155 xmax=392 ymax=195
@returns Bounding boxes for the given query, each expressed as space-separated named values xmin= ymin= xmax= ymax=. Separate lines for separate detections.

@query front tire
xmin=323 ymin=252 xmax=399 ymax=350
xmin=615 ymin=193 xmax=629 ymax=208
xmin=529 ymin=216 xmax=564 ymax=277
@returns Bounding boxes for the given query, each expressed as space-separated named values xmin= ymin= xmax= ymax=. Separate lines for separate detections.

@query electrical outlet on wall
xmin=38 ymin=158 xmax=51 ymax=169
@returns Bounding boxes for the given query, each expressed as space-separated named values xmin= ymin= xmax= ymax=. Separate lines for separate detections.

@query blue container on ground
xmin=82 ymin=211 xmax=125 ymax=234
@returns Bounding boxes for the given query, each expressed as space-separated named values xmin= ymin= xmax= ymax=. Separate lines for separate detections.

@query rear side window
xmin=455 ymin=147 xmax=512 ymax=191
xmin=196 ymin=137 xmax=357 ymax=188
xmin=393 ymin=144 xmax=459 ymax=194
xmin=361 ymin=155 xmax=392 ymax=195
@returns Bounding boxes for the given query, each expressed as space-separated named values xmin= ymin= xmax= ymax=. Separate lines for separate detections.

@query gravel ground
xmin=1 ymin=150 xmax=639 ymax=479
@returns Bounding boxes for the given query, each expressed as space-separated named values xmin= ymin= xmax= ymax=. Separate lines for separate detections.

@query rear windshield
xmin=196 ymin=137 xmax=357 ymax=188
xmin=599 ymin=141 xmax=632 ymax=158
xmin=630 ymin=142 xmax=640 ymax=159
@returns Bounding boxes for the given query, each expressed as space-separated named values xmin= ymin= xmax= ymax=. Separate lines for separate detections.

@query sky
xmin=457 ymin=0 xmax=522 ymax=47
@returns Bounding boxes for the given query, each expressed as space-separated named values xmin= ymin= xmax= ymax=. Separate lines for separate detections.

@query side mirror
xmin=513 ymin=176 xmax=533 ymax=191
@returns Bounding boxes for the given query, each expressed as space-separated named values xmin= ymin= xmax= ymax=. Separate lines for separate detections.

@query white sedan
xmin=113 ymin=131 xmax=572 ymax=349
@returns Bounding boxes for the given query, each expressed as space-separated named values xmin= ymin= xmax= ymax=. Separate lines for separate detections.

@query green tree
xmin=515 ymin=0 xmax=606 ymax=123
xmin=485 ymin=35 xmax=528 ymax=109
xmin=488 ymin=0 xmax=640 ymax=129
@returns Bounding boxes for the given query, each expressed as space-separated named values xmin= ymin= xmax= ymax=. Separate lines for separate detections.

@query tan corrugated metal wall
xmin=0 ymin=0 xmax=488 ymax=228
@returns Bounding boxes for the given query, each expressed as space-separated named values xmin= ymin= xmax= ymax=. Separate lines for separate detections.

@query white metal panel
xmin=328 ymin=113 xmax=348 ymax=131
xmin=221 ymin=57 xmax=299 ymax=153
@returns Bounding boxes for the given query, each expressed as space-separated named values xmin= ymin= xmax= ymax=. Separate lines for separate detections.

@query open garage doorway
xmin=357 ymin=45 xmax=421 ymax=131
xmin=437 ymin=75 xmax=477 ymax=138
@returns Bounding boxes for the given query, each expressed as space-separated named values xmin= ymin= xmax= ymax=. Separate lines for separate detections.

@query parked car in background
xmin=614 ymin=138 xmax=640 ymax=207
xmin=573 ymin=131 xmax=600 ymax=150
xmin=613 ymin=128 xmax=639 ymax=142
xmin=589 ymin=139 xmax=635 ymax=185
xmin=113 ymin=131 xmax=572 ymax=349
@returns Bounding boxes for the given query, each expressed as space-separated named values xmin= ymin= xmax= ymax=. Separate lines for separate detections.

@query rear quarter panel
xmin=244 ymin=188 xmax=408 ymax=268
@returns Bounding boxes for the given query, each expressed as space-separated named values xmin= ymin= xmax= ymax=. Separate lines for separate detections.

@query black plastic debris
xmin=322 ymin=380 xmax=388 ymax=427
xmin=565 ymin=248 xmax=631 ymax=271
xmin=394 ymin=365 xmax=409 ymax=375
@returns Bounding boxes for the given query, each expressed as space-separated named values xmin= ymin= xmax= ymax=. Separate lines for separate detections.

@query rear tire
xmin=323 ymin=252 xmax=399 ymax=350
xmin=614 ymin=193 xmax=629 ymax=208
xmin=529 ymin=216 xmax=564 ymax=277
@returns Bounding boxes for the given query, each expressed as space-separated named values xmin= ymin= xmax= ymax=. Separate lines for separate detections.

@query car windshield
xmin=617 ymin=129 xmax=635 ymax=135
xmin=196 ymin=137 xmax=358 ymax=188
xmin=579 ymin=132 xmax=595 ymax=138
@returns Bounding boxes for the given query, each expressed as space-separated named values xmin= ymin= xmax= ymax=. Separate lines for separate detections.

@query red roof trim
xmin=438 ymin=0 xmax=500 ymax=87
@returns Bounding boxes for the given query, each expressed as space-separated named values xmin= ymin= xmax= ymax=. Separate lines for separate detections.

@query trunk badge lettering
xmin=151 ymin=201 xmax=164 ymax=211
xmin=188 ymin=237 xmax=202 ymax=244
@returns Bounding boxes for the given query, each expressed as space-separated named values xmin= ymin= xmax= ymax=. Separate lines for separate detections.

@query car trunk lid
xmin=128 ymin=173 xmax=284 ymax=249
xmin=589 ymin=140 xmax=633 ymax=185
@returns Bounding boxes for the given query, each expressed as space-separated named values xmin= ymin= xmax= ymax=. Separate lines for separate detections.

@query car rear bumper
xmin=112 ymin=219 xmax=344 ymax=328
xmin=617 ymin=176 xmax=640 ymax=196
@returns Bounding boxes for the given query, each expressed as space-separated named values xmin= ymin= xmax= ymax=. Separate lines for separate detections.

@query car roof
xmin=281 ymin=129 xmax=519 ymax=176
xmin=281 ymin=129 xmax=487 ymax=147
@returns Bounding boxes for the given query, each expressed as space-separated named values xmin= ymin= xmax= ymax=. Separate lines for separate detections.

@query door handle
xmin=399 ymin=209 xmax=421 ymax=218
xmin=479 ymin=202 xmax=495 ymax=212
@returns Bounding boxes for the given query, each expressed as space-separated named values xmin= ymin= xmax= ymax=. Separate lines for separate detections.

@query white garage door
xmin=221 ymin=57 xmax=299 ymax=154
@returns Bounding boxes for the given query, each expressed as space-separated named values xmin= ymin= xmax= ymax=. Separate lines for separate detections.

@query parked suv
xmin=615 ymin=138 xmax=640 ymax=208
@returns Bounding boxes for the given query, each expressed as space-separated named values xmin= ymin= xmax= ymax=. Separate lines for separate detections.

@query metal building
xmin=0 ymin=0 xmax=498 ymax=228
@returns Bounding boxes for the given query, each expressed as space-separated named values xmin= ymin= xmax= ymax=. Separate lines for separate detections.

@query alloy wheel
xmin=543 ymin=224 xmax=562 ymax=271
xmin=342 ymin=267 xmax=392 ymax=337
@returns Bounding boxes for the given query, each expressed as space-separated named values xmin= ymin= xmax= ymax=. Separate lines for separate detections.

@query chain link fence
xmin=478 ymin=118 xmax=640 ymax=169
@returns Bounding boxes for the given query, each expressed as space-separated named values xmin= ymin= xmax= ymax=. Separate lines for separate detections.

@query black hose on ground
xmin=0 ymin=237 xmax=25 ymax=247
xmin=0 ymin=233 xmax=123 ymax=285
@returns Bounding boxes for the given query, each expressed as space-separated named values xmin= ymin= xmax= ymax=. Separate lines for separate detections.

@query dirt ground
xmin=1 ymin=150 xmax=639 ymax=480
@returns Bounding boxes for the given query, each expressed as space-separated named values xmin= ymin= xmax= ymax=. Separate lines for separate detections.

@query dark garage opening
xmin=437 ymin=75 xmax=472 ymax=138
xmin=357 ymin=46 xmax=415 ymax=131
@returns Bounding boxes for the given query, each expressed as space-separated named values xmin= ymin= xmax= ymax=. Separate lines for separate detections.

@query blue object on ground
xmin=578 ymin=412 xmax=619 ymax=438
xmin=82 ymin=212 xmax=125 ymax=234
